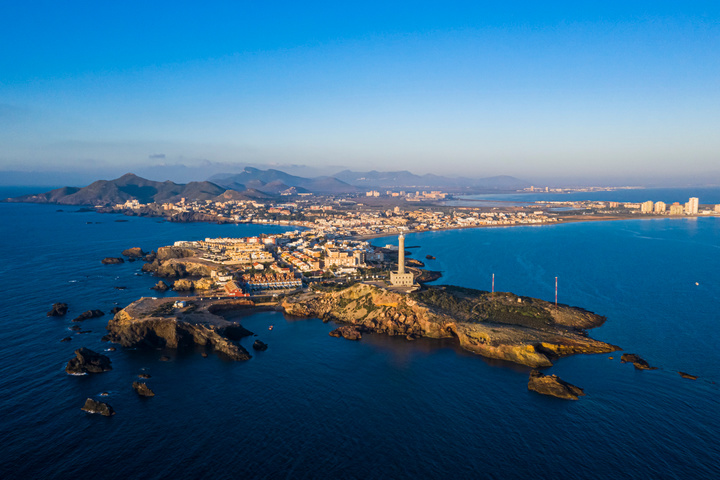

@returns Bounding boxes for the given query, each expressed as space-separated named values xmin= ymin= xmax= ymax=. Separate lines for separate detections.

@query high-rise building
xmin=685 ymin=197 xmax=699 ymax=215
xmin=641 ymin=201 xmax=654 ymax=213
xmin=654 ymin=201 xmax=666 ymax=214
xmin=669 ymin=203 xmax=684 ymax=215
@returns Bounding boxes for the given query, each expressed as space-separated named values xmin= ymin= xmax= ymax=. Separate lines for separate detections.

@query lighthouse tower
xmin=390 ymin=233 xmax=414 ymax=287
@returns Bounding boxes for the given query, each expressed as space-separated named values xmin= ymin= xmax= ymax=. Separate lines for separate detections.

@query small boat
xmin=269 ymin=325 xmax=274 ymax=330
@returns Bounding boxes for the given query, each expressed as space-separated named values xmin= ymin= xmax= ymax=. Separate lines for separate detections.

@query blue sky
xmin=1 ymin=1 xmax=719 ymax=185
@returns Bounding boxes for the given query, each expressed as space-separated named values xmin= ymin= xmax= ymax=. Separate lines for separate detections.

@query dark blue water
xmin=1 ymin=193 xmax=719 ymax=479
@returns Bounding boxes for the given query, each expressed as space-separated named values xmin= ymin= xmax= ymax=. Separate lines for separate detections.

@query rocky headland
xmin=282 ymin=283 xmax=619 ymax=368
xmin=105 ymin=297 xmax=254 ymax=361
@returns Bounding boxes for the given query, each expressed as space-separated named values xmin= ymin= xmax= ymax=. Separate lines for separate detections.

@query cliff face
xmin=106 ymin=298 xmax=252 ymax=361
xmin=282 ymin=284 xmax=618 ymax=368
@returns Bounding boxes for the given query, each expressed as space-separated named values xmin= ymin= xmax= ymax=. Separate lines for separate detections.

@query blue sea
xmin=1 ymin=188 xmax=719 ymax=480
xmin=448 ymin=186 xmax=720 ymax=207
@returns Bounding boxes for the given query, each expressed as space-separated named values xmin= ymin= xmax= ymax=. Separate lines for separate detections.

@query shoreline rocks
xmin=47 ymin=303 xmax=68 ymax=317
xmin=621 ymin=353 xmax=657 ymax=370
xmin=81 ymin=398 xmax=115 ymax=416
xmin=65 ymin=348 xmax=112 ymax=374
xmin=527 ymin=370 xmax=586 ymax=400
xmin=329 ymin=325 xmax=363 ymax=341
xmin=122 ymin=247 xmax=146 ymax=258
xmin=151 ymin=280 xmax=171 ymax=292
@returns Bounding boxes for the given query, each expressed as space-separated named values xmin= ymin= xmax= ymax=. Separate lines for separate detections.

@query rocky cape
xmin=105 ymin=297 xmax=254 ymax=361
xmin=282 ymin=283 xmax=619 ymax=368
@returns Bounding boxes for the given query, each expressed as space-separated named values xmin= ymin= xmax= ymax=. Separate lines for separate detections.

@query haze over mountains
xmin=3 ymin=168 xmax=530 ymax=205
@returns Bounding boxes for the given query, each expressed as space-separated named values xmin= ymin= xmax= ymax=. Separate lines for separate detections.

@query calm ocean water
xmin=1 ymin=188 xmax=719 ymax=480
xmin=449 ymin=186 xmax=720 ymax=207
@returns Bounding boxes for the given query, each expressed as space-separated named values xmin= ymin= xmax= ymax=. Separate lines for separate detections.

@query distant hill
xmin=3 ymin=173 xmax=270 ymax=206
xmin=333 ymin=170 xmax=530 ymax=190
xmin=209 ymin=167 xmax=358 ymax=195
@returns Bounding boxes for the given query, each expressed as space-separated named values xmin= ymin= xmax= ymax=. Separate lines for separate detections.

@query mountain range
xmin=3 ymin=173 xmax=273 ymax=206
xmin=3 ymin=168 xmax=530 ymax=205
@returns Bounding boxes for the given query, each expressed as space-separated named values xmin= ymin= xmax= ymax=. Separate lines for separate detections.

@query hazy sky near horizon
xmin=2 ymin=1 xmax=719 ymax=184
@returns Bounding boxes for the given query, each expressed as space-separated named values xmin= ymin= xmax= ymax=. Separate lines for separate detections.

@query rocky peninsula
xmin=282 ymin=283 xmax=619 ymax=368
xmin=105 ymin=297 xmax=254 ymax=361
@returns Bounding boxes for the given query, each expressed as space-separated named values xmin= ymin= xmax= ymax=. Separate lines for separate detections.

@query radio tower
xmin=492 ymin=273 xmax=495 ymax=298
xmin=555 ymin=276 xmax=558 ymax=306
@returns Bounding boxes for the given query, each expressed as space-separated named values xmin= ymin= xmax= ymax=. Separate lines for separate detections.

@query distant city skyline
xmin=2 ymin=2 xmax=719 ymax=185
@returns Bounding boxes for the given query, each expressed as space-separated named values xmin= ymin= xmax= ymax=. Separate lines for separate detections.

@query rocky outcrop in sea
xmin=47 ymin=303 xmax=68 ymax=317
xmin=81 ymin=398 xmax=115 ymax=416
xmin=72 ymin=310 xmax=104 ymax=322
xmin=102 ymin=257 xmax=124 ymax=264
xmin=621 ymin=353 xmax=657 ymax=370
xmin=122 ymin=247 xmax=146 ymax=258
xmin=65 ymin=348 xmax=113 ymax=374
xmin=252 ymin=340 xmax=268 ymax=351
xmin=132 ymin=381 xmax=155 ymax=397
xmin=527 ymin=370 xmax=585 ymax=400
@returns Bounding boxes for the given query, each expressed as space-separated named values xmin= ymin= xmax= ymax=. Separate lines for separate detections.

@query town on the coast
xmin=128 ymin=193 xmax=715 ymax=299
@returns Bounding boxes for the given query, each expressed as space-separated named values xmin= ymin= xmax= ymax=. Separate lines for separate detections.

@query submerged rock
xmin=527 ymin=370 xmax=585 ymax=400
xmin=620 ymin=353 xmax=657 ymax=370
xmin=252 ymin=340 xmax=268 ymax=351
xmin=132 ymin=381 xmax=155 ymax=397
xmin=72 ymin=310 xmax=104 ymax=322
xmin=329 ymin=326 xmax=363 ymax=341
xmin=47 ymin=303 xmax=69 ymax=317
xmin=679 ymin=371 xmax=698 ymax=380
xmin=138 ymin=373 xmax=151 ymax=379
xmin=81 ymin=398 xmax=115 ymax=416
xmin=110 ymin=307 xmax=122 ymax=314
xmin=65 ymin=348 xmax=113 ymax=374
xmin=159 ymin=355 xmax=171 ymax=362
xmin=102 ymin=257 xmax=124 ymax=265
xmin=60 ymin=337 xmax=72 ymax=342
